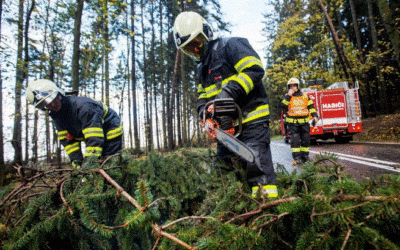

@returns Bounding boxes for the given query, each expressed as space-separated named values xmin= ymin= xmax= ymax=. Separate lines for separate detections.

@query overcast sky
xmin=217 ymin=0 xmax=271 ymax=65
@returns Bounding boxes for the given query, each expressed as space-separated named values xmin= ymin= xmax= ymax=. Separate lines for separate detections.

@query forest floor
xmin=354 ymin=113 xmax=400 ymax=143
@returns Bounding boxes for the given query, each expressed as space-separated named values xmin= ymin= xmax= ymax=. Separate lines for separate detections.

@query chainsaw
xmin=201 ymin=98 xmax=256 ymax=164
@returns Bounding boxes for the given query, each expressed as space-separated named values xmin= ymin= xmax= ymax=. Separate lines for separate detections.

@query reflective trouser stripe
xmin=291 ymin=147 xmax=301 ymax=153
xmin=85 ymin=146 xmax=102 ymax=157
xmin=285 ymin=117 xmax=309 ymax=123
xmin=65 ymin=142 xmax=81 ymax=155
xmin=300 ymin=147 xmax=309 ymax=152
xmin=252 ymin=185 xmax=278 ymax=198
xmin=82 ymin=127 xmax=104 ymax=139
xmin=58 ymin=130 xmax=68 ymax=140
xmin=106 ymin=125 xmax=123 ymax=140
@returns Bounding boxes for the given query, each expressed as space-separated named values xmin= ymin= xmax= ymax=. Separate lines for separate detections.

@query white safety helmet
xmin=26 ymin=79 xmax=65 ymax=110
xmin=173 ymin=11 xmax=213 ymax=60
xmin=287 ymin=77 xmax=300 ymax=89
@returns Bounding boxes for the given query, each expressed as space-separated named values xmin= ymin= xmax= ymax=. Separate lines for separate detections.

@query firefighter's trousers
xmin=216 ymin=121 xmax=276 ymax=187
xmin=288 ymin=122 xmax=310 ymax=161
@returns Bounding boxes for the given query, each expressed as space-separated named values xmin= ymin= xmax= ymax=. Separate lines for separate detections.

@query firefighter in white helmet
xmin=26 ymin=79 xmax=123 ymax=167
xmin=281 ymin=78 xmax=318 ymax=165
xmin=174 ymin=12 xmax=277 ymax=199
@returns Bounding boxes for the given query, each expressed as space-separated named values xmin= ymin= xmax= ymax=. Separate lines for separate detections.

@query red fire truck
xmin=281 ymin=80 xmax=362 ymax=144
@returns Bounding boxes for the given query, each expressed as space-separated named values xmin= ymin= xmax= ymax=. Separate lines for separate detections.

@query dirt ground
xmin=354 ymin=113 xmax=400 ymax=143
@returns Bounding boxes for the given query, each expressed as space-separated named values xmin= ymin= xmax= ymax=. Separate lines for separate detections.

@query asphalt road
xmin=271 ymin=139 xmax=400 ymax=181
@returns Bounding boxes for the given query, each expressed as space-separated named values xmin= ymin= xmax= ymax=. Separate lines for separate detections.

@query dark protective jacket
xmin=196 ymin=37 xmax=270 ymax=124
xmin=50 ymin=96 xmax=123 ymax=163
xmin=281 ymin=90 xmax=318 ymax=123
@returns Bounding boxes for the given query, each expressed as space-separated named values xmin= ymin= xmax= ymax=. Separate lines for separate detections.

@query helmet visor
xmin=33 ymin=90 xmax=58 ymax=110
xmin=181 ymin=33 xmax=207 ymax=59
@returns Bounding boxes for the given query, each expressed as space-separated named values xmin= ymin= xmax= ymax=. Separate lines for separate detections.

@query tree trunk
xmin=12 ymin=0 xmax=24 ymax=165
xmin=181 ymin=55 xmax=188 ymax=146
xmin=23 ymin=0 xmax=35 ymax=163
xmin=318 ymin=0 xmax=356 ymax=82
xmin=141 ymin=0 xmax=152 ymax=152
xmin=125 ymin=11 xmax=133 ymax=149
xmin=159 ymin=0 xmax=167 ymax=150
xmin=168 ymin=51 xmax=180 ymax=151
xmin=177 ymin=86 xmax=182 ymax=147
xmin=72 ymin=0 xmax=84 ymax=91
xmin=349 ymin=0 xmax=362 ymax=55
xmin=367 ymin=0 xmax=387 ymax=114
xmin=0 ymin=0 xmax=4 ymax=186
xmin=376 ymin=0 xmax=400 ymax=65
xmin=131 ymin=0 xmax=140 ymax=153
xmin=349 ymin=0 xmax=373 ymax=117
xmin=102 ymin=1 xmax=110 ymax=106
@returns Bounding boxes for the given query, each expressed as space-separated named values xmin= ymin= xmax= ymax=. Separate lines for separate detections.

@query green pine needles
xmin=1 ymin=149 xmax=400 ymax=249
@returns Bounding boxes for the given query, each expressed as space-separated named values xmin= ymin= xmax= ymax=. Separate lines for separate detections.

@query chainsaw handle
xmin=203 ymin=99 xmax=242 ymax=138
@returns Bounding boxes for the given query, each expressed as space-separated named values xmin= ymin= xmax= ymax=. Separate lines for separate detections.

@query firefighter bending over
xmin=173 ymin=11 xmax=277 ymax=198
xmin=281 ymin=78 xmax=318 ymax=165
xmin=26 ymin=79 xmax=123 ymax=167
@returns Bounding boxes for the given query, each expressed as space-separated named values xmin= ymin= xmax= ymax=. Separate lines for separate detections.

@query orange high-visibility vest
xmin=288 ymin=93 xmax=309 ymax=117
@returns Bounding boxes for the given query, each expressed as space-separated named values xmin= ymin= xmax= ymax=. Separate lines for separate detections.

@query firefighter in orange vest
xmin=281 ymin=78 xmax=318 ymax=164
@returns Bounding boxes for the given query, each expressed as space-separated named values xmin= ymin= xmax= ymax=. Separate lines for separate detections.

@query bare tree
xmin=131 ymin=0 xmax=140 ymax=153
xmin=159 ymin=0 xmax=167 ymax=150
xmin=367 ymin=0 xmax=387 ymax=113
xmin=0 ymin=0 xmax=5 ymax=186
xmin=23 ymin=0 xmax=36 ymax=163
xmin=12 ymin=0 xmax=24 ymax=165
xmin=141 ymin=0 xmax=153 ymax=152
xmin=72 ymin=0 xmax=84 ymax=91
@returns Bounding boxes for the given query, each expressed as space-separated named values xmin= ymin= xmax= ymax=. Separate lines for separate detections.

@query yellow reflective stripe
xmin=197 ymin=84 xmax=205 ymax=94
xmin=233 ymin=73 xmax=254 ymax=94
xmin=85 ymin=146 xmax=102 ymax=157
xmin=234 ymin=56 xmax=263 ymax=72
xmin=241 ymin=104 xmax=269 ymax=124
xmin=199 ymin=93 xmax=207 ymax=99
xmin=282 ymin=99 xmax=290 ymax=105
xmin=285 ymin=117 xmax=309 ymax=123
xmin=65 ymin=142 xmax=81 ymax=155
xmin=106 ymin=125 xmax=123 ymax=140
xmin=309 ymin=108 xmax=317 ymax=114
xmin=76 ymin=137 xmax=84 ymax=141
xmin=58 ymin=130 xmax=68 ymax=140
xmin=300 ymin=147 xmax=309 ymax=152
xmin=251 ymin=185 xmax=278 ymax=198
xmin=291 ymin=147 xmax=301 ymax=153
xmin=262 ymin=185 xmax=278 ymax=198
xmin=82 ymin=127 xmax=104 ymax=139
xmin=58 ymin=130 xmax=67 ymax=136
xmin=307 ymin=100 xmax=313 ymax=105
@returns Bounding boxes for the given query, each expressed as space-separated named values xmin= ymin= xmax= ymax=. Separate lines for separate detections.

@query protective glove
xmin=218 ymin=116 xmax=235 ymax=136
xmin=311 ymin=117 xmax=318 ymax=127
xmin=216 ymin=90 xmax=232 ymax=99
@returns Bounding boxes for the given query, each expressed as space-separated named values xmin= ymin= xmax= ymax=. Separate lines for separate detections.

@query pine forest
xmin=0 ymin=0 xmax=400 ymax=249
